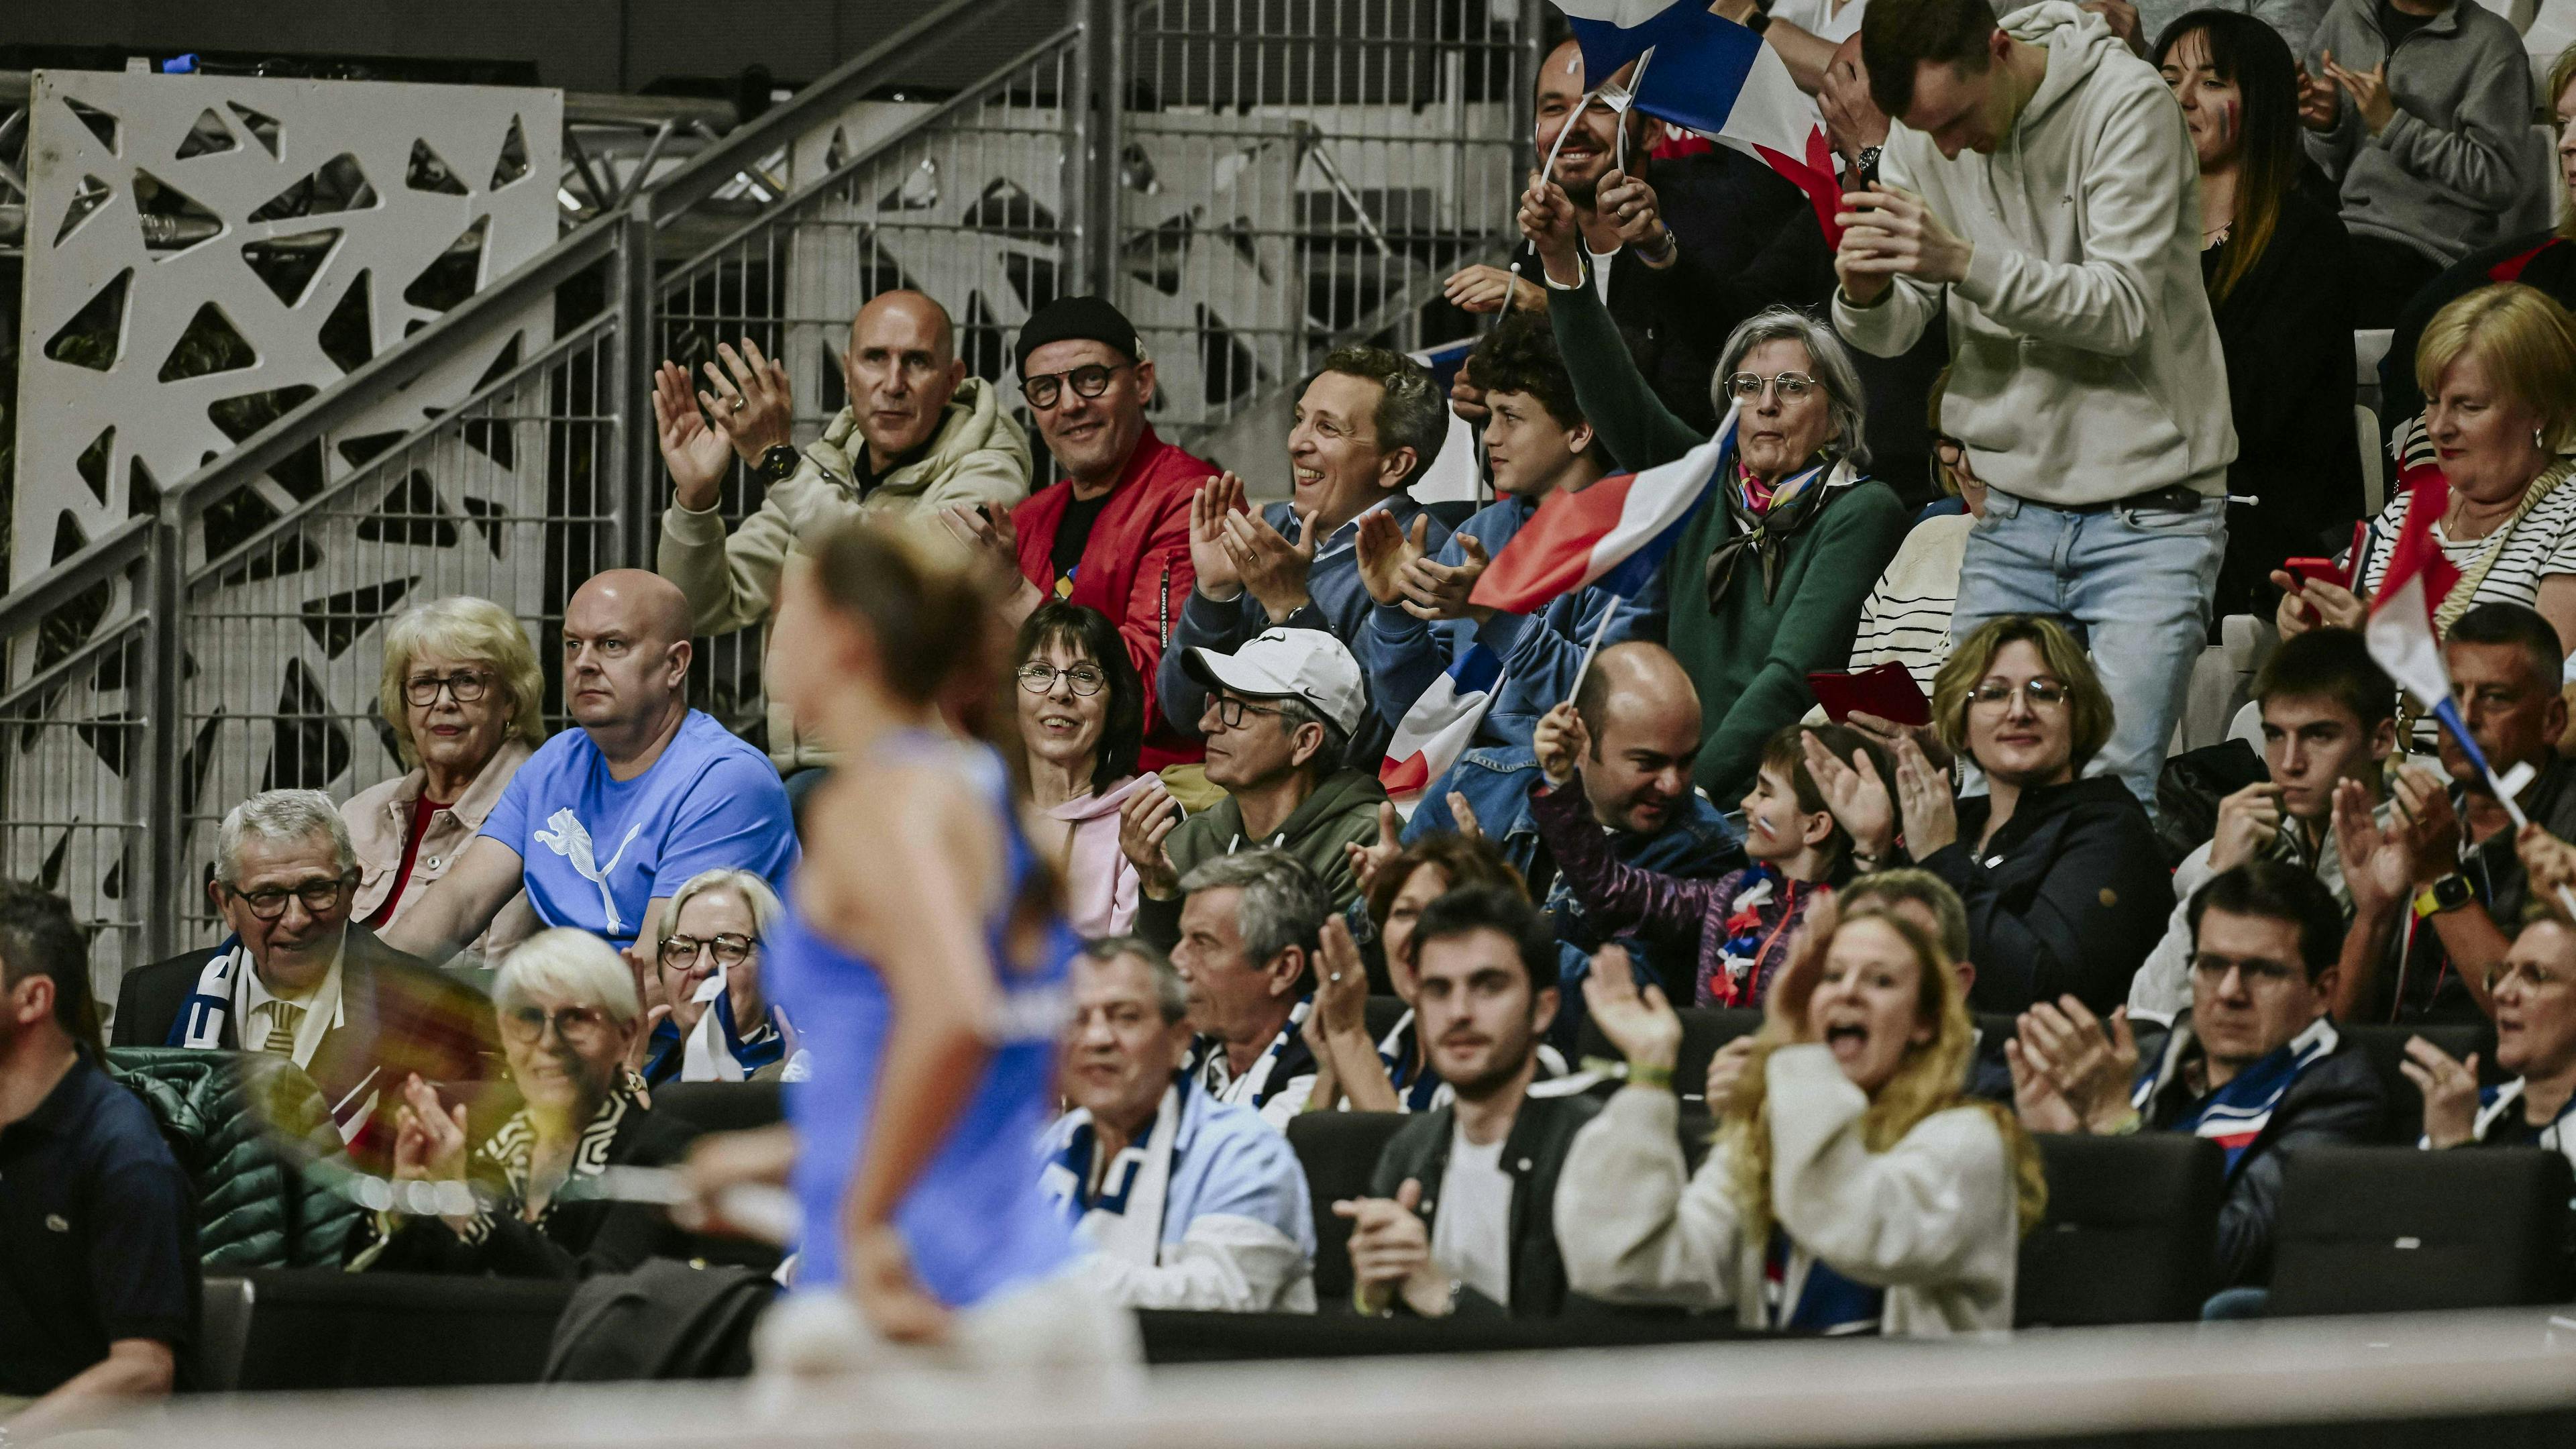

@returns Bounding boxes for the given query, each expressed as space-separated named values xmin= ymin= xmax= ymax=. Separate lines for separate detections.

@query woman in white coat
xmin=1560 ymin=900 xmax=2045 ymax=1334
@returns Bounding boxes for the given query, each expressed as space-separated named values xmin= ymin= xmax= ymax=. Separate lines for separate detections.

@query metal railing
xmin=0 ymin=0 xmax=1542 ymax=985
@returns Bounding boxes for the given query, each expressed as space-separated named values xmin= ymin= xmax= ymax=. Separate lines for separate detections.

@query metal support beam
xmin=610 ymin=206 xmax=657 ymax=570
xmin=1063 ymin=0 xmax=1124 ymax=299
xmin=139 ymin=507 xmax=185 ymax=970
xmin=1514 ymin=0 xmax=1549 ymax=183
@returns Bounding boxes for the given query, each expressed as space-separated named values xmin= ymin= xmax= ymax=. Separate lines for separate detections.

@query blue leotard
xmin=767 ymin=737 xmax=1075 ymax=1306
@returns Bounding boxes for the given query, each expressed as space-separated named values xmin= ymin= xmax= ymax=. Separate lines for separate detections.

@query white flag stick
xmin=1567 ymin=596 xmax=1625 ymax=703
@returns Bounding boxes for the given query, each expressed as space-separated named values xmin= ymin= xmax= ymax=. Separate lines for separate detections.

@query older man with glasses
xmin=113 ymin=790 xmax=499 ymax=1169
xmin=941 ymin=295 xmax=1216 ymax=774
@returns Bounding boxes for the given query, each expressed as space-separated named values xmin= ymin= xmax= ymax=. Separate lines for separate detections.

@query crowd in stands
xmin=13 ymin=0 xmax=2576 ymax=1427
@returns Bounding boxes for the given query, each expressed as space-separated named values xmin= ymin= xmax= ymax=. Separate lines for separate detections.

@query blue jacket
xmin=1155 ymin=495 xmax=1451 ymax=767
xmin=1360 ymin=494 xmax=1666 ymax=752
xmin=1403 ymin=745 xmax=1742 ymax=1034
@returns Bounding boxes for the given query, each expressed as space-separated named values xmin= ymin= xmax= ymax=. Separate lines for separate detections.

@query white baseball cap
xmin=1183 ymin=627 xmax=1368 ymax=736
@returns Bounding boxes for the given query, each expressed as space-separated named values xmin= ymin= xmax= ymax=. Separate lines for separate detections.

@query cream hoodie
xmin=657 ymin=376 xmax=1030 ymax=770
xmin=1833 ymin=3 xmax=2235 ymax=508
xmin=1556 ymin=1046 xmax=2020 ymax=1335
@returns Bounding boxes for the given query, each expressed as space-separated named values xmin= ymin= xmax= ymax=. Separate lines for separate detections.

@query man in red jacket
xmin=947 ymin=296 xmax=1213 ymax=769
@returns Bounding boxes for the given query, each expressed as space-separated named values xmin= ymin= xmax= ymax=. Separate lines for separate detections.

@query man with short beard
xmin=1444 ymin=37 xmax=1832 ymax=435
xmin=1336 ymin=886 xmax=1600 ymax=1318
xmin=652 ymin=290 xmax=1029 ymax=775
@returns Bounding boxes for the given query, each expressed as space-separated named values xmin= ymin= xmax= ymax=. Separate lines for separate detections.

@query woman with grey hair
xmin=342 ymin=596 xmax=547 ymax=963
xmin=634 ymin=867 xmax=792 ymax=1085
xmin=352 ymin=929 xmax=698 ymax=1279
xmin=1523 ymin=176 xmax=1908 ymax=804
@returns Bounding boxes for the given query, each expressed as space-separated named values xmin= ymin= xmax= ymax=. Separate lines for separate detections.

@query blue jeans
xmin=1951 ymin=488 xmax=2226 ymax=814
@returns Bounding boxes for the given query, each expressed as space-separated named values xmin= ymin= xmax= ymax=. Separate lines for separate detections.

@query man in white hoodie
xmin=1832 ymin=0 xmax=2237 ymax=812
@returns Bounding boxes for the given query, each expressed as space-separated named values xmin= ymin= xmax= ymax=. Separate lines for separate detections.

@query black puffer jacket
xmin=105 ymin=1047 xmax=365 ymax=1269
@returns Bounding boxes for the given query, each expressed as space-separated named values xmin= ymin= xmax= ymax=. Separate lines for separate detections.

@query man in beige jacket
xmin=652 ymin=288 xmax=1030 ymax=774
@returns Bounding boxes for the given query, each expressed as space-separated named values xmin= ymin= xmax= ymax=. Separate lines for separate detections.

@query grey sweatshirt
xmin=1835 ymin=4 xmax=2236 ymax=507
xmin=2301 ymin=0 xmax=2534 ymax=267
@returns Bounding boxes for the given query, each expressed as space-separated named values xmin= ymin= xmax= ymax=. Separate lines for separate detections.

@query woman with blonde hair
xmin=342 ymin=596 xmax=546 ymax=961
xmin=1558 ymin=900 xmax=2046 ymax=1334
xmin=2279 ymin=283 xmax=2576 ymax=728
xmin=636 ymin=867 xmax=792 ymax=1085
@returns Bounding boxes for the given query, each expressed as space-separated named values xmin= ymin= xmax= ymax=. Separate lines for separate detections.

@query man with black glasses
xmin=943 ymin=294 xmax=1216 ymax=771
xmin=114 ymin=790 xmax=498 ymax=1169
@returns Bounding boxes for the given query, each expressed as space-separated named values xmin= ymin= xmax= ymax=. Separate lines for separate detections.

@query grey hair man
xmin=1159 ymin=346 xmax=1457 ymax=771
xmin=1167 ymin=849 xmax=1332 ymax=1130
xmin=113 ymin=790 xmax=498 ymax=1167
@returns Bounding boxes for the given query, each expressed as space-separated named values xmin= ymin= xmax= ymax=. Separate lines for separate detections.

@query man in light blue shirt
xmin=382 ymin=570 xmax=796 ymax=963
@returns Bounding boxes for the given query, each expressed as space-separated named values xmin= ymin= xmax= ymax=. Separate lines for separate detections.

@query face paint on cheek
xmin=2217 ymin=96 xmax=2239 ymax=150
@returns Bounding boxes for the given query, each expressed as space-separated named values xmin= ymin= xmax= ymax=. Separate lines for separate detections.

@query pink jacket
xmin=1043 ymin=774 xmax=1156 ymax=940
xmin=342 ymin=737 xmax=539 ymax=964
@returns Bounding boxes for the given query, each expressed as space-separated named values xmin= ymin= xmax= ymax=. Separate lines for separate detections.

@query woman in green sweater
xmin=1523 ymin=177 xmax=1907 ymax=803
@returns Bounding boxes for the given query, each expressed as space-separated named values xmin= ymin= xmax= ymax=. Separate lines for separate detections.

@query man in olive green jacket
xmin=652 ymin=290 xmax=1030 ymax=773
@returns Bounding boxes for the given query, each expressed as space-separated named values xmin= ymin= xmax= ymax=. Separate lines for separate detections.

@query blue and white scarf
xmin=1190 ymin=997 xmax=1314 ymax=1113
xmin=2137 ymin=1017 xmax=2338 ymax=1172
xmin=1039 ymin=1076 xmax=1185 ymax=1267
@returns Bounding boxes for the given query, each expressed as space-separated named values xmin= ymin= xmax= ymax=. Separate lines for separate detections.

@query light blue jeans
xmin=1950 ymin=487 xmax=2226 ymax=814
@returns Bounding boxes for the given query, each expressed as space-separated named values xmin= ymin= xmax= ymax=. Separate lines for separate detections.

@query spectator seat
xmin=2172 ymin=616 xmax=2277 ymax=755
xmin=1364 ymin=994 xmax=1409 ymax=1042
xmin=2267 ymin=1146 xmax=2574 ymax=1316
xmin=2017 ymin=1132 xmax=2224 ymax=1327
xmin=198 ymin=1270 xmax=574 ymax=1390
xmin=653 ymin=1079 xmax=786 ymax=1135
xmin=2341 ymin=1021 xmax=2488 ymax=1145
xmin=2356 ymin=405 xmax=2385 ymax=518
xmin=1286 ymin=1110 xmax=1410 ymax=1310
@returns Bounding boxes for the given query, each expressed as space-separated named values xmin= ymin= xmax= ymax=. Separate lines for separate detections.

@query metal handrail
xmin=0 ymin=0 xmax=1030 ymax=632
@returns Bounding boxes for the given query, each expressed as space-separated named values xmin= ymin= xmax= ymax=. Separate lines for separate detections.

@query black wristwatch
xmin=754 ymin=444 xmax=801 ymax=484
xmin=1744 ymin=8 xmax=1771 ymax=33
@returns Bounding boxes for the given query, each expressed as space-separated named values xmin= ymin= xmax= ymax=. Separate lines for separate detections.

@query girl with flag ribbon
xmin=1494 ymin=172 xmax=1904 ymax=805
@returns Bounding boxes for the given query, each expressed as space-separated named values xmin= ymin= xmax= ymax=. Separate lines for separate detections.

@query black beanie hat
xmin=1014 ymin=295 xmax=1142 ymax=375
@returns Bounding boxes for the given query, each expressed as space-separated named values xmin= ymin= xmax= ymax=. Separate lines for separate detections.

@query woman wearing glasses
xmin=343 ymin=598 xmax=547 ymax=965
xmin=1801 ymin=616 xmax=2173 ymax=1016
xmin=636 ymin=869 xmax=792 ymax=1085
xmin=356 ymin=930 xmax=696 ymax=1279
xmin=1014 ymin=602 xmax=1152 ymax=937
xmin=1519 ymin=174 xmax=1909 ymax=806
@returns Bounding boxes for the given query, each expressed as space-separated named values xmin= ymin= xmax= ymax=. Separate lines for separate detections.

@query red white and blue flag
xmin=1552 ymin=1 xmax=1845 ymax=244
xmin=1469 ymin=405 xmax=1742 ymax=615
xmin=2361 ymin=469 xmax=2461 ymax=721
xmin=1379 ymin=642 xmax=1506 ymax=810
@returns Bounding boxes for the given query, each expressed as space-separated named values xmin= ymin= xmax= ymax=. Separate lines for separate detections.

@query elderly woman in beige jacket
xmin=1558 ymin=902 xmax=2045 ymax=1335
xmin=650 ymin=292 xmax=1030 ymax=775
xmin=343 ymin=597 xmax=543 ymax=963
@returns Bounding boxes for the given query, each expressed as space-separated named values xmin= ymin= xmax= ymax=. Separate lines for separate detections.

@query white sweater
xmin=1833 ymin=3 xmax=2236 ymax=508
xmin=1556 ymin=1046 xmax=2019 ymax=1335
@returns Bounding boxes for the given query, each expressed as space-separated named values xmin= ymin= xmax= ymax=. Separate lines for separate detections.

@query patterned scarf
xmin=1703 ymin=455 xmax=1854 ymax=610
xmin=2139 ymin=1017 xmax=2337 ymax=1173
xmin=1189 ymin=998 xmax=1315 ymax=1113
xmin=460 ymin=1082 xmax=637 ymax=1240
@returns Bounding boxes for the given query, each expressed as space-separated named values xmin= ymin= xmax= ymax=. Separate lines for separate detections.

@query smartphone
xmin=2282 ymin=556 xmax=2351 ymax=591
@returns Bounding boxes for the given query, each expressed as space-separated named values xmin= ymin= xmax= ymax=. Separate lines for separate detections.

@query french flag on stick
xmin=1380 ymin=643 xmax=1506 ymax=810
xmin=1553 ymin=1 xmax=1845 ymax=245
xmin=1469 ymin=406 xmax=1739 ymax=615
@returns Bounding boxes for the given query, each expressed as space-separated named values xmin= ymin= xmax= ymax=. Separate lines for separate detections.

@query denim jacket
xmin=1360 ymin=494 xmax=1666 ymax=752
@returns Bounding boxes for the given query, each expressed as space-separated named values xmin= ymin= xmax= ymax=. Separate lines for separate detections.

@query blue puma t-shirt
xmin=479 ymin=710 xmax=798 ymax=948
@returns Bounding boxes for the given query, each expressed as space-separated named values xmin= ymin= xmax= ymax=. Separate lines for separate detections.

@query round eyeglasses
xmin=1018 ymin=662 xmax=1108 ymax=696
xmin=405 ymin=670 xmax=492 ymax=706
xmin=1721 ymin=371 xmax=1817 ymax=402
xmin=1020 ymin=362 xmax=1132 ymax=410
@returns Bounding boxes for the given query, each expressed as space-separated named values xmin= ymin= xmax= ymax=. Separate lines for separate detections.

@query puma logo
xmin=532 ymin=808 xmax=645 ymax=935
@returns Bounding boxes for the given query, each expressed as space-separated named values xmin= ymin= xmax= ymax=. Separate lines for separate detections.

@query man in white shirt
xmin=1336 ymin=885 xmax=1599 ymax=1318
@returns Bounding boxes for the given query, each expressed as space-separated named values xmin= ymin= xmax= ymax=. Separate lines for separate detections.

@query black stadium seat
xmin=1363 ymin=994 xmax=1409 ymax=1042
xmin=1286 ymin=1111 xmax=1409 ymax=1310
xmin=653 ymin=1079 xmax=788 ymax=1135
xmin=2266 ymin=1146 xmax=2574 ymax=1316
xmin=1579 ymin=1006 xmax=1764 ymax=1102
xmin=2341 ymin=1022 xmax=2487 ymax=1144
xmin=2017 ymin=1132 xmax=2224 ymax=1327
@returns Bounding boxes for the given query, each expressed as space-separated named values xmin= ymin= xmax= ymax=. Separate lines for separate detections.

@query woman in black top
xmin=2156 ymin=11 xmax=2363 ymax=622
xmin=352 ymin=929 xmax=696 ymax=1279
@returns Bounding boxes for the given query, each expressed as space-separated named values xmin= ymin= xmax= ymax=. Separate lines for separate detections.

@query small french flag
xmin=1554 ymin=1 xmax=1845 ymax=245
xmin=2362 ymin=469 xmax=2461 ymax=720
xmin=1381 ymin=643 xmax=1506 ymax=811
xmin=1470 ymin=406 xmax=1739 ymax=616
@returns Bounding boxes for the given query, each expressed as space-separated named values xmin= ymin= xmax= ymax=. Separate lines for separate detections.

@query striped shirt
xmin=2351 ymin=472 xmax=2576 ymax=621
xmin=1844 ymin=513 xmax=1972 ymax=696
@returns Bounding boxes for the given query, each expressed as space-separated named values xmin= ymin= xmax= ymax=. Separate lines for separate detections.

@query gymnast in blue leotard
xmin=755 ymin=519 xmax=1126 ymax=1368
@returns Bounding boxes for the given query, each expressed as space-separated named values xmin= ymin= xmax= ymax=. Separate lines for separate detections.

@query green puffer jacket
xmin=105 ymin=1047 xmax=366 ymax=1269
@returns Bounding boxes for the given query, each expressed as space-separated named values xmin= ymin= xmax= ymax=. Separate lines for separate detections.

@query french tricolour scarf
xmin=2137 ymin=1016 xmax=2339 ymax=1172
xmin=1039 ymin=1075 xmax=1186 ymax=1265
